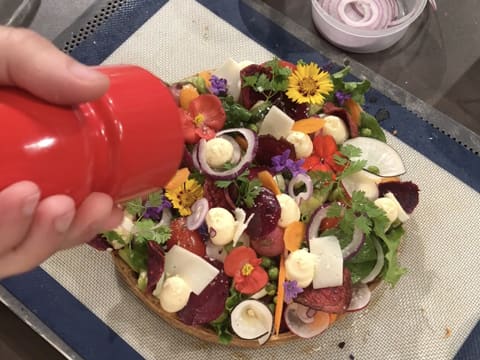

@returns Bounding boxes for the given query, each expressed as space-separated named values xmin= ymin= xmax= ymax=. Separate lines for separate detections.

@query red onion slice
xmin=197 ymin=128 xmax=258 ymax=180
xmin=186 ymin=197 xmax=209 ymax=230
xmin=361 ymin=237 xmax=384 ymax=283
xmin=318 ymin=0 xmax=418 ymax=30
xmin=341 ymin=226 xmax=365 ymax=260
xmin=288 ymin=173 xmax=313 ymax=205
xmin=192 ymin=144 xmax=201 ymax=171
xmin=307 ymin=203 xmax=333 ymax=241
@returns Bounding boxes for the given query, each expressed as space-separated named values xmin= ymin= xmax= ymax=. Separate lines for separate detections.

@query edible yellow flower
xmin=165 ymin=178 xmax=203 ymax=216
xmin=286 ymin=62 xmax=334 ymax=105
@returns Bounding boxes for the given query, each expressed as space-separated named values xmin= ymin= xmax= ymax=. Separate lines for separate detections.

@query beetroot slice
xmin=255 ymin=135 xmax=296 ymax=167
xmin=87 ymin=234 xmax=111 ymax=251
xmin=203 ymin=177 xmax=231 ymax=209
xmin=323 ymin=102 xmax=359 ymax=138
xmin=239 ymin=64 xmax=270 ymax=109
xmin=245 ymin=187 xmax=281 ymax=238
xmin=146 ymin=241 xmax=165 ymax=293
xmin=176 ymin=259 xmax=229 ymax=325
xmin=272 ymin=92 xmax=309 ymax=120
xmin=378 ymin=181 xmax=420 ymax=214
xmin=294 ymin=268 xmax=353 ymax=314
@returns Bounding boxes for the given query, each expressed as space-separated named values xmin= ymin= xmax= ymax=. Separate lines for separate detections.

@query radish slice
xmin=341 ymin=170 xmax=380 ymax=201
xmin=284 ymin=303 xmax=330 ymax=338
xmin=186 ymin=198 xmax=209 ymax=230
xmin=347 ymin=283 xmax=371 ymax=311
xmin=205 ymin=240 xmax=227 ymax=263
xmin=343 ymin=137 xmax=406 ymax=177
xmin=296 ymin=305 xmax=315 ymax=324
xmin=231 ymin=300 xmax=273 ymax=340
xmin=361 ymin=237 xmax=385 ymax=283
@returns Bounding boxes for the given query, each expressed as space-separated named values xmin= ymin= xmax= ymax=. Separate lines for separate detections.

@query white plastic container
xmin=311 ymin=0 xmax=428 ymax=53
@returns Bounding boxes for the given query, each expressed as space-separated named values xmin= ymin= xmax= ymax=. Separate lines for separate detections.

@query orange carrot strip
xmin=328 ymin=313 xmax=338 ymax=324
xmin=283 ymin=221 xmax=305 ymax=253
xmin=164 ymin=168 xmax=190 ymax=190
xmin=291 ymin=117 xmax=325 ymax=134
xmin=379 ymin=176 xmax=400 ymax=183
xmin=198 ymin=70 xmax=212 ymax=88
xmin=179 ymin=85 xmax=199 ymax=110
xmin=344 ymin=98 xmax=362 ymax=126
xmin=257 ymin=170 xmax=281 ymax=195
xmin=274 ymin=254 xmax=286 ymax=336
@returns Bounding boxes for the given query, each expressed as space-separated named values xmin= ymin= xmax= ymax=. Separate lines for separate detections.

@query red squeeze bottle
xmin=0 ymin=65 xmax=184 ymax=204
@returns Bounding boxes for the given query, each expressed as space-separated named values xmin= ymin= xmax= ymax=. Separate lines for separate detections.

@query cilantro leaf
xmin=329 ymin=66 xmax=370 ymax=105
xmin=337 ymin=160 xmax=367 ymax=180
xmin=376 ymin=226 xmax=407 ymax=286
xmin=125 ymin=198 xmax=144 ymax=217
xmin=134 ymin=219 xmax=171 ymax=245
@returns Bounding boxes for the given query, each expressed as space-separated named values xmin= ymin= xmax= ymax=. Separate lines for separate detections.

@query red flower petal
xmin=327 ymin=151 xmax=346 ymax=173
xmin=195 ymin=125 xmax=216 ymax=141
xmin=189 ymin=94 xmax=226 ymax=131
xmin=302 ymin=155 xmax=321 ymax=171
xmin=180 ymin=109 xmax=200 ymax=144
xmin=224 ymin=246 xmax=256 ymax=277
xmin=313 ymin=135 xmax=338 ymax=159
xmin=234 ymin=266 xmax=269 ymax=295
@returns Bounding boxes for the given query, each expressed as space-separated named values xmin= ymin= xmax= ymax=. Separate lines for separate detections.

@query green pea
xmin=261 ymin=257 xmax=273 ymax=268
xmin=268 ymin=303 xmax=275 ymax=313
xmin=265 ymin=283 xmax=277 ymax=296
xmin=268 ymin=267 xmax=279 ymax=281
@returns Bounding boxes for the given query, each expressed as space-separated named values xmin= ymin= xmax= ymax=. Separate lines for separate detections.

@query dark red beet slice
xmin=378 ymin=181 xmax=420 ymax=214
xmin=245 ymin=187 xmax=281 ymax=238
xmin=180 ymin=146 xmax=195 ymax=171
xmin=203 ymin=177 xmax=231 ymax=209
xmin=294 ymin=268 xmax=353 ymax=314
xmin=255 ymin=135 xmax=296 ymax=166
xmin=323 ymin=102 xmax=359 ymax=138
xmin=176 ymin=259 xmax=229 ymax=325
xmin=239 ymin=64 xmax=271 ymax=109
xmin=146 ymin=241 xmax=165 ymax=293
xmin=272 ymin=92 xmax=309 ymax=120
xmin=87 ymin=234 xmax=111 ymax=251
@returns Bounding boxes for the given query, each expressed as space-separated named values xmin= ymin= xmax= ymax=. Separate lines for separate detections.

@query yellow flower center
xmin=194 ymin=113 xmax=205 ymax=126
xmin=299 ymin=77 xmax=318 ymax=96
xmin=241 ymin=263 xmax=254 ymax=276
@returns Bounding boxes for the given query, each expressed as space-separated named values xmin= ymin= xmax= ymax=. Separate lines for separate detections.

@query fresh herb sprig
xmin=242 ymin=58 xmax=292 ymax=100
xmin=328 ymin=66 xmax=371 ymax=105
xmin=215 ymin=168 xmax=262 ymax=208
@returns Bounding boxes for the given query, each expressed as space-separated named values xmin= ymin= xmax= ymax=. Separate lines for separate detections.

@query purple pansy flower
xmin=283 ymin=280 xmax=304 ymax=304
xmin=143 ymin=197 xmax=172 ymax=221
xmin=271 ymin=149 xmax=306 ymax=177
xmin=335 ymin=90 xmax=351 ymax=106
xmin=209 ymin=75 xmax=228 ymax=96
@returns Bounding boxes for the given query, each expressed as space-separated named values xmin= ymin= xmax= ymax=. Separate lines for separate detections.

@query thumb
xmin=0 ymin=26 xmax=109 ymax=105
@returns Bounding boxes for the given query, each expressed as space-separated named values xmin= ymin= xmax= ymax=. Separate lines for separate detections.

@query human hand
xmin=0 ymin=26 xmax=123 ymax=279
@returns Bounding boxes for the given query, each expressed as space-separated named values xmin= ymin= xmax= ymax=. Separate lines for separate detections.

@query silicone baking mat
xmin=1 ymin=1 xmax=479 ymax=359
